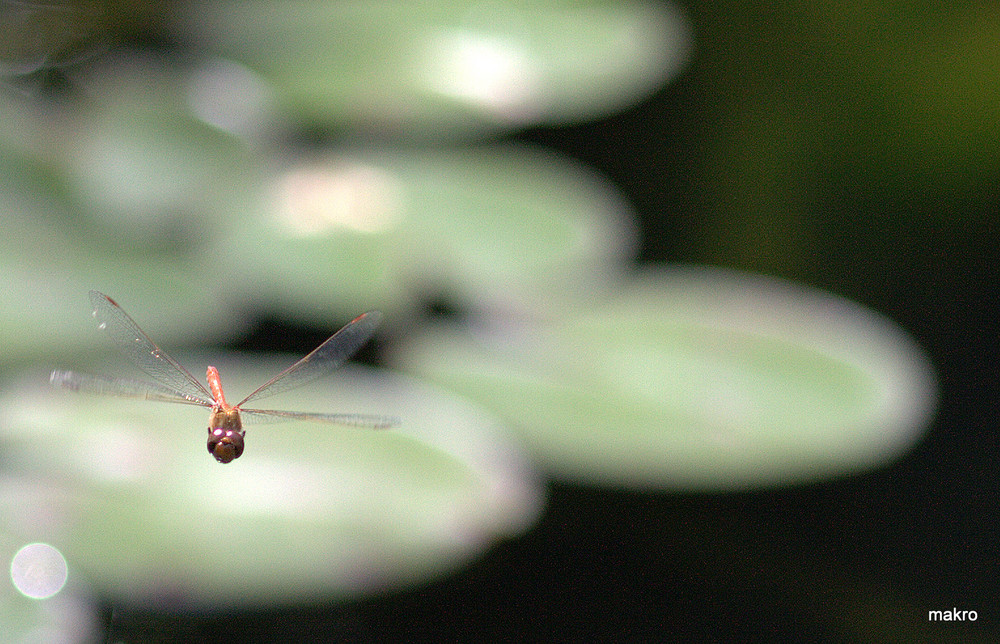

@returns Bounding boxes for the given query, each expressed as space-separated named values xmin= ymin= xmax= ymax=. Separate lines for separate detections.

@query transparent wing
xmin=240 ymin=408 xmax=399 ymax=428
xmin=237 ymin=310 xmax=383 ymax=407
xmin=50 ymin=370 xmax=214 ymax=407
xmin=89 ymin=291 xmax=214 ymax=402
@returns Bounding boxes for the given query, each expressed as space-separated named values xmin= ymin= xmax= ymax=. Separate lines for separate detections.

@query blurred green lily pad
xmin=220 ymin=144 xmax=636 ymax=324
xmin=0 ymin=361 xmax=541 ymax=608
xmin=393 ymin=265 xmax=938 ymax=490
xmin=169 ymin=0 xmax=691 ymax=137
xmin=0 ymin=149 xmax=243 ymax=364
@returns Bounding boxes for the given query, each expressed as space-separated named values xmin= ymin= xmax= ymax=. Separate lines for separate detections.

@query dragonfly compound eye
xmin=208 ymin=427 xmax=245 ymax=464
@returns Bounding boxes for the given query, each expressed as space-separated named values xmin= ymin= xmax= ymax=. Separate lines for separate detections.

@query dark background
xmin=14 ymin=1 xmax=996 ymax=640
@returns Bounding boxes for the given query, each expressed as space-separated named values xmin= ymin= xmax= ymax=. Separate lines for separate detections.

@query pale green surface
xmin=60 ymin=58 xmax=263 ymax=251
xmin=170 ymin=0 xmax=690 ymax=137
xmin=0 ymin=362 xmax=541 ymax=608
xmin=375 ymin=145 xmax=636 ymax=309
xmin=2 ymin=72 xmax=635 ymax=345
xmin=0 ymin=65 xmax=257 ymax=363
xmin=0 ymin=152 xmax=239 ymax=363
xmin=392 ymin=266 xmax=938 ymax=490
xmin=219 ymin=144 xmax=636 ymax=322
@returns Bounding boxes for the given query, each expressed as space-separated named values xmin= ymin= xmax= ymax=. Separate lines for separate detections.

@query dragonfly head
xmin=208 ymin=426 xmax=244 ymax=463
xmin=208 ymin=408 xmax=244 ymax=464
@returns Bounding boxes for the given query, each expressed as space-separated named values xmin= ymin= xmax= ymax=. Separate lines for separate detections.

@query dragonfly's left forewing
xmin=50 ymin=370 xmax=214 ymax=406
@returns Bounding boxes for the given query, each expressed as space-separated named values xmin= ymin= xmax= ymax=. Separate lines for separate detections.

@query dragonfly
xmin=50 ymin=291 xmax=398 ymax=463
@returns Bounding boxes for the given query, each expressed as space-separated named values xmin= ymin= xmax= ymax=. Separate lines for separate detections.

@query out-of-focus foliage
xmin=0 ymin=1 xmax=944 ymax=629
xmin=395 ymin=266 xmax=937 ymax=489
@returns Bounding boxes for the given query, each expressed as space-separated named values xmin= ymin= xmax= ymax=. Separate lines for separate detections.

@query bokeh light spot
xmin=10 ymin=543 xmax=68 ymax=600
xmin=422 ymin=30 xmax=540 ymax=122
xmin=274 ymin=161 xmax=401 ymax=236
